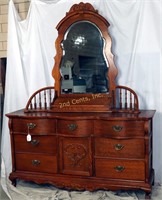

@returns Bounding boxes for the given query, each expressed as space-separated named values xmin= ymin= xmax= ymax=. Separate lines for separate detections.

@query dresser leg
xmin=11 ymin=179 xmax=17 ymax=187
xmin=145 ymin=192 xmax=151 ymax=199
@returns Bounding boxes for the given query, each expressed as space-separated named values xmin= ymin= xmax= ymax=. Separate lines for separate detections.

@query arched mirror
xmin=60 ymin=21 xmax=108 ymax=94
xmin=51 ymin=2 xmax=118 ymax=112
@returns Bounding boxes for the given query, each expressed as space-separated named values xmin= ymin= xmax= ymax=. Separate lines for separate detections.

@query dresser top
xmin=6 ymin=109 xmax=155 ymax=121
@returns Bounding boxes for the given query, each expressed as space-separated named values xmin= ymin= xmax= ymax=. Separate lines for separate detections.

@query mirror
xmin=52 ymin=2 xmax=118 ymax=112
xmin=60 ymin=21 xmax=108 ymax=94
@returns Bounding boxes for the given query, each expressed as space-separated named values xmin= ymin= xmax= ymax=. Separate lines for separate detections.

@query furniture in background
xmin=6 ymin=3 xmax=155 ymax=199
xmin=0 ymin=57 xmax=6 ymax=131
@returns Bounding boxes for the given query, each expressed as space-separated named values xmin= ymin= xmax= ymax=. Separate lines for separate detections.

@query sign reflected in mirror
xmin=60 ymin=21 xmax=109 ymax=94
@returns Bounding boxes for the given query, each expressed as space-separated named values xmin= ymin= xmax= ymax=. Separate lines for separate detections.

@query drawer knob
xmin=114 ymin=144 xmax=124 ymax=151
xmin=27 ymin=123 xmax=36 ymax=129
xmin=112 ymin=125 xmax=123 ymax=132
xmin=32 ymin=160 xmax=40 ymax=166
xmin=114 ymin=166 xmax=125 ymax=172
xmin=68 ymin=123 xmax=78 ymax=131
xmin=31 ymin=139 xmax=39 ymax=146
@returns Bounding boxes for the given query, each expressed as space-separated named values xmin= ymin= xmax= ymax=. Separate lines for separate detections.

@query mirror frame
xmin=51 ymin=2 xmax=118 ymax=112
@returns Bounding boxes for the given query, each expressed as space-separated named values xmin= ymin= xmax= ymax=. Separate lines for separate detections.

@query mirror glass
xmin=60 ymin=21 xmax=109 ymax=94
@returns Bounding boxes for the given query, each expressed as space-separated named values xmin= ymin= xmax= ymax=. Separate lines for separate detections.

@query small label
xmin=27 ymin=134 xmax=32 ymax=142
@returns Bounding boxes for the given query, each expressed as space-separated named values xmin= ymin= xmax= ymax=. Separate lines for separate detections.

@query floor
xmin=0 ymin=110 xmax=10 ymax=200
xmin=0 ymin=182 xmax=10 ymax=200
xmin=0 ymin=152 xmax=10 ymax=200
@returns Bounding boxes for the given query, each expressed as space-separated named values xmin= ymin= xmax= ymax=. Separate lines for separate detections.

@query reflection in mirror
xmin=60 ymin=21 xmax=109 ymax=94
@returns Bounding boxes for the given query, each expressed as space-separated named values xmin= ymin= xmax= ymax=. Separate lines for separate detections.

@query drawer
xmin=94 ymin=120 xmax=145 ymax=137
xmin=95 ymin=138 xmax=145 ymax=158
xmin=15 ymin=153 xmax=57 ymax=174
xmin=14 ymin=135 xmax=57 ymax=154
xmin=57 ymin=120 xmax=93 ymax=136
xmin=95 ymin=158 xmax=145 ymax=181
xmin=12 ymin=119 xmax=56 ymax=134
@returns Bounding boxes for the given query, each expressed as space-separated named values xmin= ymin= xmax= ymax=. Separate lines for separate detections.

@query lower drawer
xmin=15 ymin=153 xmax=57 ymax=174
xmin=95 ymin=158 xmax=145 ymax=181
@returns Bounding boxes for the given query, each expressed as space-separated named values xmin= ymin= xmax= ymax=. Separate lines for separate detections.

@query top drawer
xmin=12 ymin=118 xmax=56 ymax=134
xmin=57 ymin=120 xmax=93 ymax=136
xmin=94 ymin=120 xmax=145 ymax=137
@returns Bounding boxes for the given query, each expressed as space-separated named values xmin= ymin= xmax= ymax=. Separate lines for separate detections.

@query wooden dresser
xmin=6 ymin=2 xmax=155 ymax=199
xmin=7 ymin=110 xmax=155 ymax=199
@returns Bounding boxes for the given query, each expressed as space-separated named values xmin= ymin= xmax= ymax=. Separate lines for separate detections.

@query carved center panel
xmin=64 ymin=144 xmax=87 ymax=167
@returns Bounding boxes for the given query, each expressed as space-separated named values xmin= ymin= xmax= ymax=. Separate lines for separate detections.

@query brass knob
xmin=114 ymin=166 xmax=125 ymax=172
xmin=32 ymin=160 xmax=40 ymax=166
xmin=114 ymin=144 xmax=124 ymax=151
xmin=112 ymin=125 xmax=123 ymax=132
xmin=27 ymin=123 xmax=36 ymax=129
xmin=31 ymin=139 xmax=39 ymax=146
xmin=68 ymin=123 xmax=78 ymax=131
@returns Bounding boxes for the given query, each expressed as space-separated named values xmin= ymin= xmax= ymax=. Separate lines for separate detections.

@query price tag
xmin=27 ymin=134 xmax=32 ymax=142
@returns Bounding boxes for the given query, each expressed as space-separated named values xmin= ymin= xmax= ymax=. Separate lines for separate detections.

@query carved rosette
xmin=64 ymin=144 xmax=87 ymax=167
xmin=68 ymin=2 xmax=98 ymax=14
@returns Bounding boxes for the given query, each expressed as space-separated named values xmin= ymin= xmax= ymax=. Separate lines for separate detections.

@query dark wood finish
xmin=6 ymin=3 xmax=155 ymax=199
xmin=25 ymin=85 xmax=140 ymax=113
xmin=14 ymin=135 xmax=57 ymax=153
xmin=6 ymin=110 xmax=155 ymax=199
xmin=23 ymin=3 xmax=139 ymax=113
xmin=51 ymin=2 xmax=118 ymax=112
xmin=24 ymin=86 xmax=55 ymax=112
xmin=95 ymin=138 xmax=145 ymax=158
xmin=113 ymin=85 xmax=139 ymax=113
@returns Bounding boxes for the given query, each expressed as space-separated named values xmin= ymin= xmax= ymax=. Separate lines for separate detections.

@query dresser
xmin=6 ymin=110 xmax=155 ymax=199
xmin=6 ymin=2 xmax=155 ymax=199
